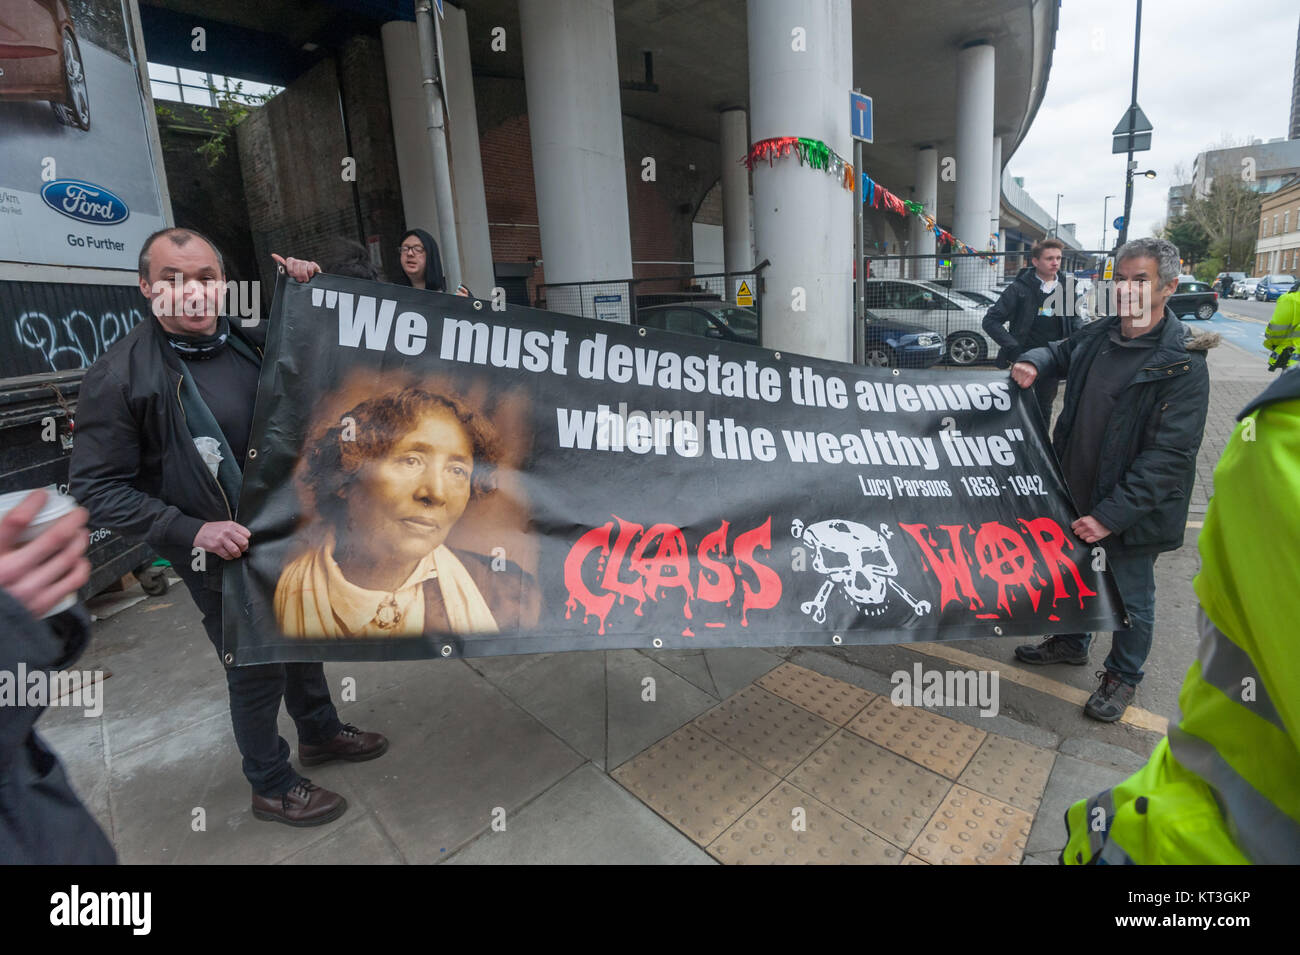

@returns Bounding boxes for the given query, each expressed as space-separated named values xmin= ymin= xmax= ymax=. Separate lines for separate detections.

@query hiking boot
xmin=1014 ymin=635 xmax=1089 ymax=666
xmin=1084 ymin=670 xmax=1136 ymax=722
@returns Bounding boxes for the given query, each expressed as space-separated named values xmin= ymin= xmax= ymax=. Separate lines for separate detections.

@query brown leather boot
xmin=299 ymin=723 xmax=389 ymax=766
xmin=251 ymin=779 xmax=347 ymax=827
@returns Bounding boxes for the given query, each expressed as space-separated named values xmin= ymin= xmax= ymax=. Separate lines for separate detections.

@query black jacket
xmin=395 ymin=228 xmax=446 ymax=292
xmin=1019 ymin=310 xmax=1218 ymax=556
xmin=0 ymin=594 xmax=116 ymax=864
xmin=68 ymin=313 xmax=266 ymax=587
xmin=983 ymin=267 xmax=1083 ymax=368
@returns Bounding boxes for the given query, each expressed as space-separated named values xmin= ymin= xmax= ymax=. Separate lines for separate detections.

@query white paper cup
xmin=0 ymin=486 xmax=82 ymax=617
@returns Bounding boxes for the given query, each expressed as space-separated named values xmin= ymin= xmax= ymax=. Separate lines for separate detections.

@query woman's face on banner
xmin=343 ymin=409 xmax=474 ymax=565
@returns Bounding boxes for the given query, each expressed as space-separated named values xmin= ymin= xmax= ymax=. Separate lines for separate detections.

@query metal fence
xmin=863 ymin=249 xmax=1109 ymax=302
xmin=537 ymin=269 xmax=764 ymax=331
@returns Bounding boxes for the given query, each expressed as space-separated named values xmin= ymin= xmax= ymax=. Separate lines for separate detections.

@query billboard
xmin=0 ymin=0 xmax=167 ymax=271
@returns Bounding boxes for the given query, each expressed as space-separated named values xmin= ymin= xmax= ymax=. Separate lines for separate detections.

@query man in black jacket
xmin=1009 ymin=237 xmax=1216 ymax=722
xmin=983 ymin=237 xmax=1081 ymax=427
xmin=68 ymin=228 xmax=387 ymax=827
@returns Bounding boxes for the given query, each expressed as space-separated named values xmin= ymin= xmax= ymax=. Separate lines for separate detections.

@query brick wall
xmin=235 ymin=35 xmax=405 ymax=296
xmin=475 ymin=75 xmax=725 ymax=300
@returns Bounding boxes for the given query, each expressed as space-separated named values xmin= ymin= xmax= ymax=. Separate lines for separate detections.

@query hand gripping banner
xmin=224 ymin=274 xmax=1124 ymax=664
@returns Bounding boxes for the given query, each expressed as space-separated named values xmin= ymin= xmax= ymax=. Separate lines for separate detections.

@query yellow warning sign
xmin=735 ymin=279 xmax=754 ymax=307
xmin=1102 ymin=256 xmax=1114 ymax=281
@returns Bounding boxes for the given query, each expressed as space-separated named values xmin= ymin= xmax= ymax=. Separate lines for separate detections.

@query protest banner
xmin=224 ymin=274 xmax=1124 ymax=664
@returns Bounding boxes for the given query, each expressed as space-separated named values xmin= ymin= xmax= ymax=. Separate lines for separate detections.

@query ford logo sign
xmin=40 ymin=179 xmax=130 ymax=225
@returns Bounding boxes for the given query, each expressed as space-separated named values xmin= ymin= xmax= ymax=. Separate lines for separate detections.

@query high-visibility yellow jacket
xmin=1063 ymin=369 xmax=1300 ymax=864
xmin=1265 ymin=290 xmax=1300 ymax=368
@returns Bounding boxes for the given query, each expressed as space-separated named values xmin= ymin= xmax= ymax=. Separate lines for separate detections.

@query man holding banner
xmin=1010 ymin=237 xmax=1215 ymax=722
xmin=68 ymin=229 xmax=387 ymax=828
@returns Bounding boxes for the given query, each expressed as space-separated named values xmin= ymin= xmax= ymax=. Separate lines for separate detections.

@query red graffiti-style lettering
xmin=1020 ymin=517 xmax=1097 ymax=608
xmin=696 ymin=521 xmax=735 ymax=604
xmin=563 ymin=516 xmax=781 ymax=633
xmin=898 ymin=523 xmax=985 ymax=612
xmin=630 ymin=524 xmax=696 ymax=619
xmin=600 ymin=516 xmax=647 ymax=613
xmin=563 ymin=523 xmax=617 ymax=635
xmin=974 ymin=522 xmax=1041 ymax=614
xmin=732 ymin=518 xmax=782 ymax=626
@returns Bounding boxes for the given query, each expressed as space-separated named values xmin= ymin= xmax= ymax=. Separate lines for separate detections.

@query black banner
xmin=225 ymin=274 xmax=1124 ymax=663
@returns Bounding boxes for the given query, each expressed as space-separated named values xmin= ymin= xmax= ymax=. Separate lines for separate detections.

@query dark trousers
xmin=1033 ymin=376 xmax=1060 ymax=430
xmin=186 ymin=581 xmax=343 ymax=797
xmin=1054 ymin=552 xmax=1157 ymax=686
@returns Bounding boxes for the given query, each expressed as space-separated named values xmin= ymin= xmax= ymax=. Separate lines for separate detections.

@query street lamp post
xmin=1102 ymin=194 xmax=1116 ymax=250
xmin=1118 ymin=0 xmax=1143 ymax=248
xmin=1054 ymin=193 xmax=1063 ymax=238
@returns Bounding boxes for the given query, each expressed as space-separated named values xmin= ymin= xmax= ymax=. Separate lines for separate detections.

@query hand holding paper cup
xmin=0 ymin=488 xmax=91 ymax=619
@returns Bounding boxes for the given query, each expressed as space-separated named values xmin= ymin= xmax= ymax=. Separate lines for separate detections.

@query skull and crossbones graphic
xmin=791 ymin=518 xmax=932 ymax=623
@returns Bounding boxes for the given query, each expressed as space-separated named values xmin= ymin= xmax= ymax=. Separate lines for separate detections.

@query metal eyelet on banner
xmin=891 ymin=368 xmax=900 ymax=376
xmin=247 ymin=448 xmax=257 ymax=459
xmin=637 ymin=326 xmax=646 ymax=337
xmin=440 ymin=645 xmax=453 ymax=657
xmin=993 ymin=626 xmax=1003 ymax=635
xmin=223 ymin=652 xmax=234 ymax=664
xmin=473 ymin=300 xmax=483 ymax=310
xmin=774 ymin=351 xmax=782 ymax=360
xmin=832 ymin=634 xmax=842 ymax=645
xmin=652 ymin=638 xmax=663 ymax=648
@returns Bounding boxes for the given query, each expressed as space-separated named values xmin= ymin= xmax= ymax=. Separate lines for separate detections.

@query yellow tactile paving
xmin=611 ymin=726 xmax=780 ymax=846
xmin=846 ymin=697 xmax=987 ymax=779
xmin=910 ymin=785 xmax=1033 ymax=865
xmin=902 ymin=854 xmax=930 ymax=865
xmin=707 ymin=783 xmax=903 ymax=865
xmin=788 ymin=730 xmax=951 ymax=850
xmin=957 ymin=735 xmax=1055 ymax=812
xmin=694 ymin=685 xmax=838 ymax=776
xmin=756 ymin=662 xmax=876 ymax=725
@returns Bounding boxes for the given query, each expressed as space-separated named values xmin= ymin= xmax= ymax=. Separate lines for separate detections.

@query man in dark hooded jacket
xmin=395 ymin=228 xmax=447 ymax=292
xmin=983 ymin=237 xmax=1081 ymax=426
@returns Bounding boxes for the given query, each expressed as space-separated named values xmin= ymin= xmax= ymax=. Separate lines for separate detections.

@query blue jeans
xmin=1055 ymin=552 xmax=1156 ymax=686
xmin=187 ymin=580 xmax=343 ymax=797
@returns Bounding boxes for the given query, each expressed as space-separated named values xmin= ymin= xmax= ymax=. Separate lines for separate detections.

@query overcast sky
xmin=1007 ymin=0 xmax=1299 ymax=248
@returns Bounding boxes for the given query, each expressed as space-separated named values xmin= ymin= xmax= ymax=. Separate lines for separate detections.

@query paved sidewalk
xmin=36 ymin=334 xmax=1275 ymax=865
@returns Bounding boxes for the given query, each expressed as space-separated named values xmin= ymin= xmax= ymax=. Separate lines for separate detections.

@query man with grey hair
xmin=1007 ymin=237 xmax=1217 ymax=721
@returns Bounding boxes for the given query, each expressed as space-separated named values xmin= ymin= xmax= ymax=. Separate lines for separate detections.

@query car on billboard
xmin=0 ymin=0 xmax=90 ymax=130
xmin=863 ymin=278 xmax=994 ymax=365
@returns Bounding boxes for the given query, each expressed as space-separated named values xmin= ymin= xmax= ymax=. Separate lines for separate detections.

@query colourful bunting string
xmin=858 ymin=168 xmax=998 ymax=266
xmin=744 ymin=136 xmax=855 ymax=192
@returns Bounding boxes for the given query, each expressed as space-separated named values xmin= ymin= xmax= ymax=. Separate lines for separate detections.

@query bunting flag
xmin=858 ymin=170 xmax=998 ymax=266
xmin=744 ymin=137 xmax=855 ymax=191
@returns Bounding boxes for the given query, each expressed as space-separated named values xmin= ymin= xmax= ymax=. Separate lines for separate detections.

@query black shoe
xmin=299 ymin=723 xmax=389 ymax=766
xmin=1084 ymin=670 xmax=1136 ymax=722
xmin=1014 ymin=635 xmax=1089 ymax=666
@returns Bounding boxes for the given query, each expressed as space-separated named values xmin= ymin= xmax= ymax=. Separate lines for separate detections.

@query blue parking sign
xmin=851 ymin=92 xmax=873 ymax=143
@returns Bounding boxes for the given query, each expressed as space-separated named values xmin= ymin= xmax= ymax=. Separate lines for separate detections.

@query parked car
xmin=1234 ymin=277 xmax=1261 ymax=300
xmin=1254 ymin=275 xmax=1298 ymax=302
xmin=0 ymin=0 xmax=90 ymax=130
xmin=635 ymin=302 xmax=759 ymax=344
xmin=1213 ymin=271 xmax=1246 ymax=296
xmin=951 ymin=289 xmax=999 ymax=307
xmin=863 ymin=279 xmax=993 ymax=365
xmin=860 ymin=312 xmax=944 ymax=368
xmin=1167 ymin=279 xmax=1219 ymax=321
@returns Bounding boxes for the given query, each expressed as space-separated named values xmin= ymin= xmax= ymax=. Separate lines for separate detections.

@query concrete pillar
xmin=519 ymin=0 xmax=633 ymax=300
xmin=720 ymin=108 xmax=753 ymax=288
xmin=748 ymin=0 xmax=853 ymax=361
xmin=442 ymin=5 xmax=495 ymax=295
xmin=990 ymin=134 xmax=1003 ymax=254
xmin=910 ymin=146 xmax=938 ymax=279
xmin=381 ymin=15 xmax=492 ymax=292
xmin=952 ymin=41 xmax=995 ymax=291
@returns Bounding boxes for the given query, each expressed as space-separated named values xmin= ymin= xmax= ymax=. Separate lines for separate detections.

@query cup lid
xmin=0 ymin=486 xmax=78 ymax=525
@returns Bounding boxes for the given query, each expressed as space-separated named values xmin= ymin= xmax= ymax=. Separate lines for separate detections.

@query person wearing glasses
xmin=396 ymin=229 xmax=473 ymax=297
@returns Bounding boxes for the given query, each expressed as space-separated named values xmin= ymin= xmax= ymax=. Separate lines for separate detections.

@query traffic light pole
xmin=1117 ymin=0 xmax=1142 ymax=249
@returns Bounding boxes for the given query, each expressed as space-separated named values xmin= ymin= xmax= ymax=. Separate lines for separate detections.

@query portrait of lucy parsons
xmin=274 ymin=386 xmax=539 ymax=638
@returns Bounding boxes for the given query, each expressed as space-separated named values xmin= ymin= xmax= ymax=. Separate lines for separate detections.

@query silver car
xmin=863 ymin=279 xmax=994 ymax=365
